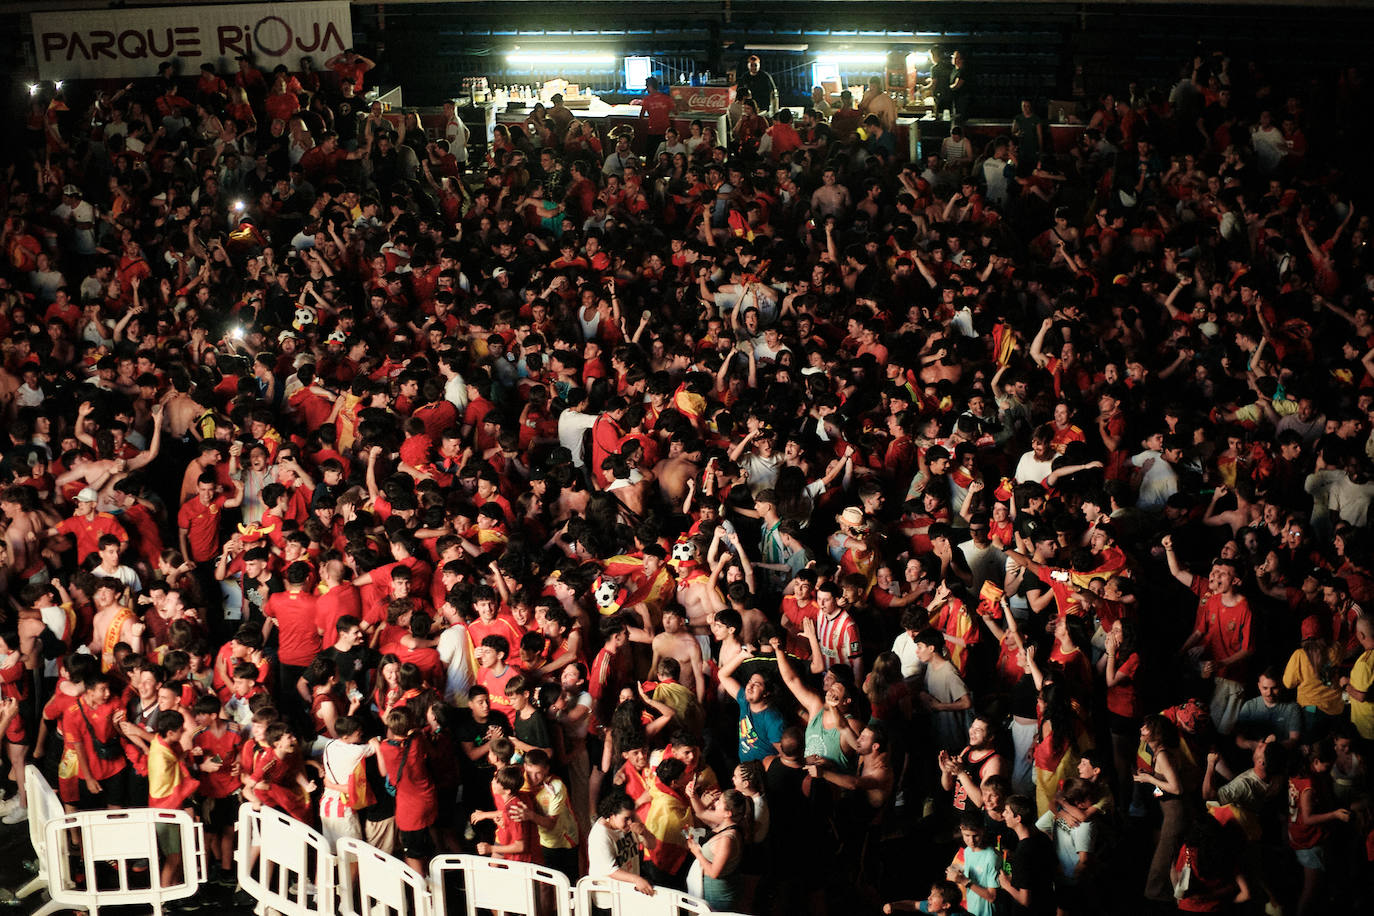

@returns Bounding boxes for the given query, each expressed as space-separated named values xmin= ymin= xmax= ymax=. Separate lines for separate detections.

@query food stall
xmin=494 ymin=82 xmax=728 ymax=159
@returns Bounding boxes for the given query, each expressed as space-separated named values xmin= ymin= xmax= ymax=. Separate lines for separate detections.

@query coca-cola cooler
xmin=670 ymin=85 xmax=736 ymax=114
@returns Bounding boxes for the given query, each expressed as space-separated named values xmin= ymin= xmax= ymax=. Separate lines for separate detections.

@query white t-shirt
xmin=558 ymin=409 xmax=597 ymax=468
xmin=740 ymin=452 xmax=782 ymax=495
xmin=587 ymin=818 xmax=642 ymax=879
xmin=1014 ymin=450 xmax=1055 ymax=486
xmin=1132 ymin=449 xmax=1178 ymax=511
xmin=443 ymin=373 xmax=469 ymax=412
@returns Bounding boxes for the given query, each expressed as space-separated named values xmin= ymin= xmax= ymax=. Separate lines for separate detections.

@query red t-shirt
xmin=378 ymin=733 xmax=438 ymax=831
xmin=63 ymin=698 xmax=128 ymax=780
xmin=1287 ymin=774 xmax=1327 ymax=849
xmin=467 ymin=615 xmax=525 ymax=656
xmin=477 ymin=664 xmax=522 ymax=724
xmin=1106 ymin=652 xmax=1141 ymax=719
xmin=177 ymin=495 xmax=228 ymax=562
xmin=316 ymin=582 xmax=363 ymax=647
xmin=264 ymin=590 xmax=322 ymax=667
xmin=192 ymin=724 xmax=243 ymax=799
xmin=494 ymin=790 xmax=543 ymax=863
xmin=58 ymin=511 xmax=128 ymax=563
xmin=638 ymin=92 xmax=676 ymax=134
xmin=1193 ymin=594 xmax=1253 ymax=681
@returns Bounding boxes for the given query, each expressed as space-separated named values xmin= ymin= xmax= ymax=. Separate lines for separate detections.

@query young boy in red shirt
xmin=246 ymin=722 xmax=314 ymax=824
xmin=190 ymin=695 xmax=243 ymax=883
xmin=474 ymin=764 xmax=542 ymax=864
xmin=377 ymin=708 xmax=437 ymax=871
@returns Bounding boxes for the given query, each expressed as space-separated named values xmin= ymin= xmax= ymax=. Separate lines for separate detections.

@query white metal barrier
xmin=575 ymin=876 xmax=714 ymax=916
xmin=235 ymin=804 xmax=338 ymax=916
xmin=337 ymin=836 xmax=433 ymax=916
xmin=429 ymin=854 xmax=572 ymax=916
xmin=8 ymin=766 xmax=66 ymax=914
xmin=42 ymin=808 xmax=206 ymax=916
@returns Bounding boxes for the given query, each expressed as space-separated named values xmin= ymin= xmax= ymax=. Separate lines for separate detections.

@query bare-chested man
xmin=674 ymin=537 xmax=722 ymax=629
xmin=160 ymin=374 xmax=202 ymax=440
xmin=657 ymin=438 xmax=703 ymax=506
xmin=180 ymin=440 xmax=229 ymax=505
xmin=89 ymin=576 xmax=144 ymax=672
xmin=0 ymin=486 xmax=50 ymax=584
xmin=651 ymin=604 xmax=706 ymax=701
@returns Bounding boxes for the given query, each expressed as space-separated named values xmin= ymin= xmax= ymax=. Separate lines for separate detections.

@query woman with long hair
xmin=1136 ymin=713 xmax=1192 ymax=903
xmin=1099 ymin=616 xmax=1141 ymax=808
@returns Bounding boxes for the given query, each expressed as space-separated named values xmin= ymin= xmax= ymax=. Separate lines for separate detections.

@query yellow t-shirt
xmin=1283 ymin=647 xmax=1344 ymax=716
xmin=1349 ymin=649 xmax=1374 ymax=740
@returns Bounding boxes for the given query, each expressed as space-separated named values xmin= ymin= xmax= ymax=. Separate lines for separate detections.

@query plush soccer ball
xmin=293 ymin=307 xmax=316 ymax=331
xmin=593 ymin=576 xmax=620 ymax=608
xmin=671 ymin=539 xmax=695 ymax=562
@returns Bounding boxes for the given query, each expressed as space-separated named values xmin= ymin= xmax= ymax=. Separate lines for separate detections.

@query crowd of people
xmin=0 ymin=39 xmax=1373 ymax=916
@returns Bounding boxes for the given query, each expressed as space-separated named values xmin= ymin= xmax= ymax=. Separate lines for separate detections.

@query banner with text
xmin=34 ymin=1 xmax=353 ymax=81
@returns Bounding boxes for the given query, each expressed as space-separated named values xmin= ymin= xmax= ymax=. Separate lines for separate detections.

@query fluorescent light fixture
xmin=624 ymin=56 xmax=652 ymax=91
xmin=506 ymin=51 xmax=617 ymax=66
xmin=744 ymin=43 xmax=809 ymax=52
xmin=816 ymin=51 xmax=889 ymax=66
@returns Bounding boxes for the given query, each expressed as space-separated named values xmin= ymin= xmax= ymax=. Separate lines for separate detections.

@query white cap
xmin=76 ymin=487 xmax=99 ymax=503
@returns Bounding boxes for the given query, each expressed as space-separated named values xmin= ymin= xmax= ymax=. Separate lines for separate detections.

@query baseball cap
xmin=62 ymin=184 xmax=82 ymax=198
xmin=1300 ymin=615 xmax=1323 ymax=641
xmin=492 ymin=267 xmax=508 ymax=278
xmin=76 ymin=487 xmax=99 ymax=503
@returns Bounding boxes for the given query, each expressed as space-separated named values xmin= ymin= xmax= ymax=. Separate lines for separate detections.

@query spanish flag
xmin=991 ymin=322 xmax=1017 ymax=367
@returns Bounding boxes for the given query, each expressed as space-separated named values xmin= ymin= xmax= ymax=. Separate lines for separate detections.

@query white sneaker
xmin=1 ymin=805 xmax=27 ymax=825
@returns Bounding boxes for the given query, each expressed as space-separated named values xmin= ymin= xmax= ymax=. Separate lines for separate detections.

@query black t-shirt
xmin=512 ymin=708 xmax=552 ymax=752
xmin=333 ymin=97 xmax=361 ymax=142
xmin=1002 ymin=830 xmax=1057 ymax=916
xmin=454 ymin=709 xmax=512 ymax=776
xmin=321 ymin=644 xmax=378 ymax=695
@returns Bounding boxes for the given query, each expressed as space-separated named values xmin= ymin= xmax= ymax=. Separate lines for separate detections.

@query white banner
xmin=33 ymin=2 xmax=353 ymax=81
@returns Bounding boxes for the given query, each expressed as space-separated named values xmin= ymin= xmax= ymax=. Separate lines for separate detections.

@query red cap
xmin=1300 ymin=615 xmax=1323 ymax=641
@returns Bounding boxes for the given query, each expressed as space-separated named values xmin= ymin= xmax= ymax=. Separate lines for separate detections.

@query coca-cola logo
xmin=674 ymin=89 xmax=732 ymax=111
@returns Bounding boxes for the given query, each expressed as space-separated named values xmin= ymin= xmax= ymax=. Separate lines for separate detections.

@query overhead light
xmin=816 ymin=51 xmax=890 ymax=66
xmin=53 ymin=80 xmax=64 ymax=91
xmin=744 ymin=43 xmax=809 ymax=52
xmin=506 ymin=51 xmax=617 ymax=66
xmin=27 ymin=83 xmax=39 ymax=96
xmin=908 ymin=51 xmax=930 ymax=67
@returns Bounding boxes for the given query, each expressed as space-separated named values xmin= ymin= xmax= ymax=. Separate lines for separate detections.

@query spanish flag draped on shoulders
xmin=148 ymin=734 xmax=201 ymax=809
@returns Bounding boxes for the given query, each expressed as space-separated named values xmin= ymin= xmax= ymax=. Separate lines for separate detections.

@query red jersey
xmin=1193 ymin=594 xmax=1253 ymax=681
xmin=477 ymin=664 xmax=522 ymax=724
xmin=494 ymin=790 xmax=543 ymax=863
xmin=468 ymin=615 xmax=525 ymax=654
xmin=264 ymin=590 xmax=322 ymax=667
xmin=192 ymin=724 xmax=243 ymax=798
xmin=58 ymin=511 xmax=128 ymax=563
xmin=177 ymin=495 xmax=228 ymax=562
xmin=377 ymin=732 xmax=438 ymax=831
xmin=315 ymin=582 xmax=363 ymax=647
xmin=1287 ymin=774 xmax=1328 ymax=850
xmin=62 ymin=697 xmax=128 ymax=780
